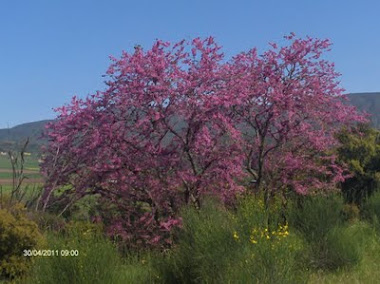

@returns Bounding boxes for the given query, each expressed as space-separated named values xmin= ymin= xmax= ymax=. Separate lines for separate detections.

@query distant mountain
xmin=347 ymin=93 xmax=380 ymax=128
xmin=0 ymin=92 xmax=379 ymax=154
xmin=0 ymin=120 xmax=52 ymax=153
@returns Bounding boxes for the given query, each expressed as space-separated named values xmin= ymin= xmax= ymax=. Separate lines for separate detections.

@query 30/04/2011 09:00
xmin=23 ymin=249 xmax=79 ymax=257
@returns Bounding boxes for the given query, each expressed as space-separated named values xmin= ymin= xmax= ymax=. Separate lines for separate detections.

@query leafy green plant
xmin=322 ymin=225 xmax=364 ymax=269
xmin=288 ymin=194 xmax=343 ymax=243
xmin=336 ymin=124 xmax=380 ymax=206
xmin=0 ymin=204 xmax=44 ymax=280
xmin=154 ymin=198 xmax=240 ymax=284
xmin=288 ymin=194 xmax=368 ymax=270
xmin=227 ymin=196 xmax=307 ymax=284
xmin=341 ymin=203 xmax=360 ymax=223
xmin=155 ymin=196 xmax=306 ymax=283
xmin=28 ymin=211 xmax=67 ymax=233
xmin=361 ymin=190 xmax=380 ymax=230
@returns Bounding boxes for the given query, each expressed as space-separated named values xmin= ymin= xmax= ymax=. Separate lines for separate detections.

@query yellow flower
xmin=233 ymin=231 xmax=239 ymax=241
xmin=250 ymin=237 xmax=258 ymax=244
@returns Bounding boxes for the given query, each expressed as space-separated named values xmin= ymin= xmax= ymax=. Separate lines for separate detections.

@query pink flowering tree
xmin=40 ymin=38 xmax=245 ymax=247
xmin=223 ymin=34 xmax=366 ymax=206
xmin=41 ymin=34 xmax=366 ymax=247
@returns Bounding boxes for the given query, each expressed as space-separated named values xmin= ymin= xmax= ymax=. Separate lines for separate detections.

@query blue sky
xmin=1 ymin=0 xmax=379 ymax=127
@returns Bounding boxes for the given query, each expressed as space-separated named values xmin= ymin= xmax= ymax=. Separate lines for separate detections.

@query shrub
xmin=227 ymin=231 xmax=306 ymax=284
xmin=288 ymin=194 xmax=369 ymax=270
xmin=288 ymin=194 xmax=343 ymax=243
xmin=28 ymin=211 xmax=67 ymax=233
xmin=155 ymin=196 xmax=307 ymax=283
xmin=154 ymin=198 xmax=240 ymax=283
xmin=307 ymin=223 xmax=380 ymax=283
xmin=361 ymin=190 xmax=380 ymax=229
xmin=342 ymin=203 xmax=360 ymax=223
xmin=335 ymin=124 xmax=380 ymax=206
xmin=0 ymin=204 xmax=44 ymax=280
xmin=63 ymin=220 xmax=103 ymax=237
xmin=322 ymin=225 xmax=365 ymax=269
xmin=121 ymin=253 xmax=158 ymax=284
xmin=307 ymin=222 xmax=372 ymax=271
xmin=227 ymin=196 xmax=307 ymax=284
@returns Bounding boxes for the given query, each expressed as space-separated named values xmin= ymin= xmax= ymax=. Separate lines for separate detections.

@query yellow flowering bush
xmin=226 ymin=195 xmax=306 ymax=283
xmin=233 ymin=223 xmax=289 ymax=243
xmin=0 ymin=204 xmax=44 ymax=280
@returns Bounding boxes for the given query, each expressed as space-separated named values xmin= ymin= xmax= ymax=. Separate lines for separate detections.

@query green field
xmin=0 ymin=155 xmax=40 ymax=170
xmin=0 ymin=155 xmax=42 ymax=185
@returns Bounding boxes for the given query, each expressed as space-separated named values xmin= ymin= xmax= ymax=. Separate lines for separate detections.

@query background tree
xmin=336 ymin=123 xmax=380 ymax=205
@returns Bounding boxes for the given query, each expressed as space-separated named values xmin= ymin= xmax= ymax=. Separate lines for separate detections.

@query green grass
xmin=22 ymin=228 xmax=156 ymax=284
xmin=3 ymin=188 xmax=380 ymax=283
xmin=308 ymin=224 xmax=380 ymax=283
xmin=0 ymin=185 xmax=12 ymax=192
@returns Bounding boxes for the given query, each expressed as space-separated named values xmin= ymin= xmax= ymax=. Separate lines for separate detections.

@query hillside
xmin=0 ymin=120 xmax=52 ymax=153
xmin=347 ymin=93 xmax=380 ymax=128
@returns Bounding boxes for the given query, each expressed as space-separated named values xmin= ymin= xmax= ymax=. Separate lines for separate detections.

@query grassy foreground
xmin=2 ymin=192 xmax=380 ymax=283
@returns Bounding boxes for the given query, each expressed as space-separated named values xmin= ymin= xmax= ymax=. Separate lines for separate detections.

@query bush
xmin=28 ymin=211 xmax=67 ymax=233
xmin=121 ymin=253 xmax=158 ymax=284
xmin=361 ymin=190 xmax=380 ymax=229
xmin=0 ymin=204 xmax=44 ymax=280
xmin=335 ymin=124 xmax=380 ymax=206
xmin=322 ymin=225 xmax=365 ymax=269
xmin=154 ymin=198 xmax=240 ymax=283
xmin=308 ymin=223 xmax=380 ymax=283
xmin=63 ymin=220 xmax=103 ymax=237
xmin=227 ymin=196 xmax=307 ymax=284
xmin=341 ymin=203 xmax=360 ymax=223
xmin=288 ymin=194 xmax=369 ymax=270
xmin=155 ymin=196 xmax=306 ymax=283
xmin=288 ymin=194 xmax=343 ymax=243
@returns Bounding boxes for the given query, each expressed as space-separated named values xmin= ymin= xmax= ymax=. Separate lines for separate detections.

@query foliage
xmin=154 ymin=199 xmax=239 ymax=283
xmin=29 ymin=211 xmax=67 ymax=233
xmin=0 ymin=204 xmax=44 ymax=280
xmin=41 ymin=34 xmax=365 ymax=247
xmin=341 ymin=203 xmax=360 ymax=223
xmin=335 ymin=123 xmax=380 ymax=205
xmin=308 ymin=223 xmax=380 ymax=283
xmin=361 ymin=190 xmax=380 ymax=230
xmin=288 ymin=194 xmax=365 ymax=270
xmin=288 ymin=194 xmax=344 ymax=243
xmin=227 ymin=232 xmax=305 ymax=284
xmin=318 ymin=225 xmax=364 ymax=270
xmin=229 ymin=196 xmax=306 ymax=283
xmin=154 ymin=197 xmax=305 ymax=283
